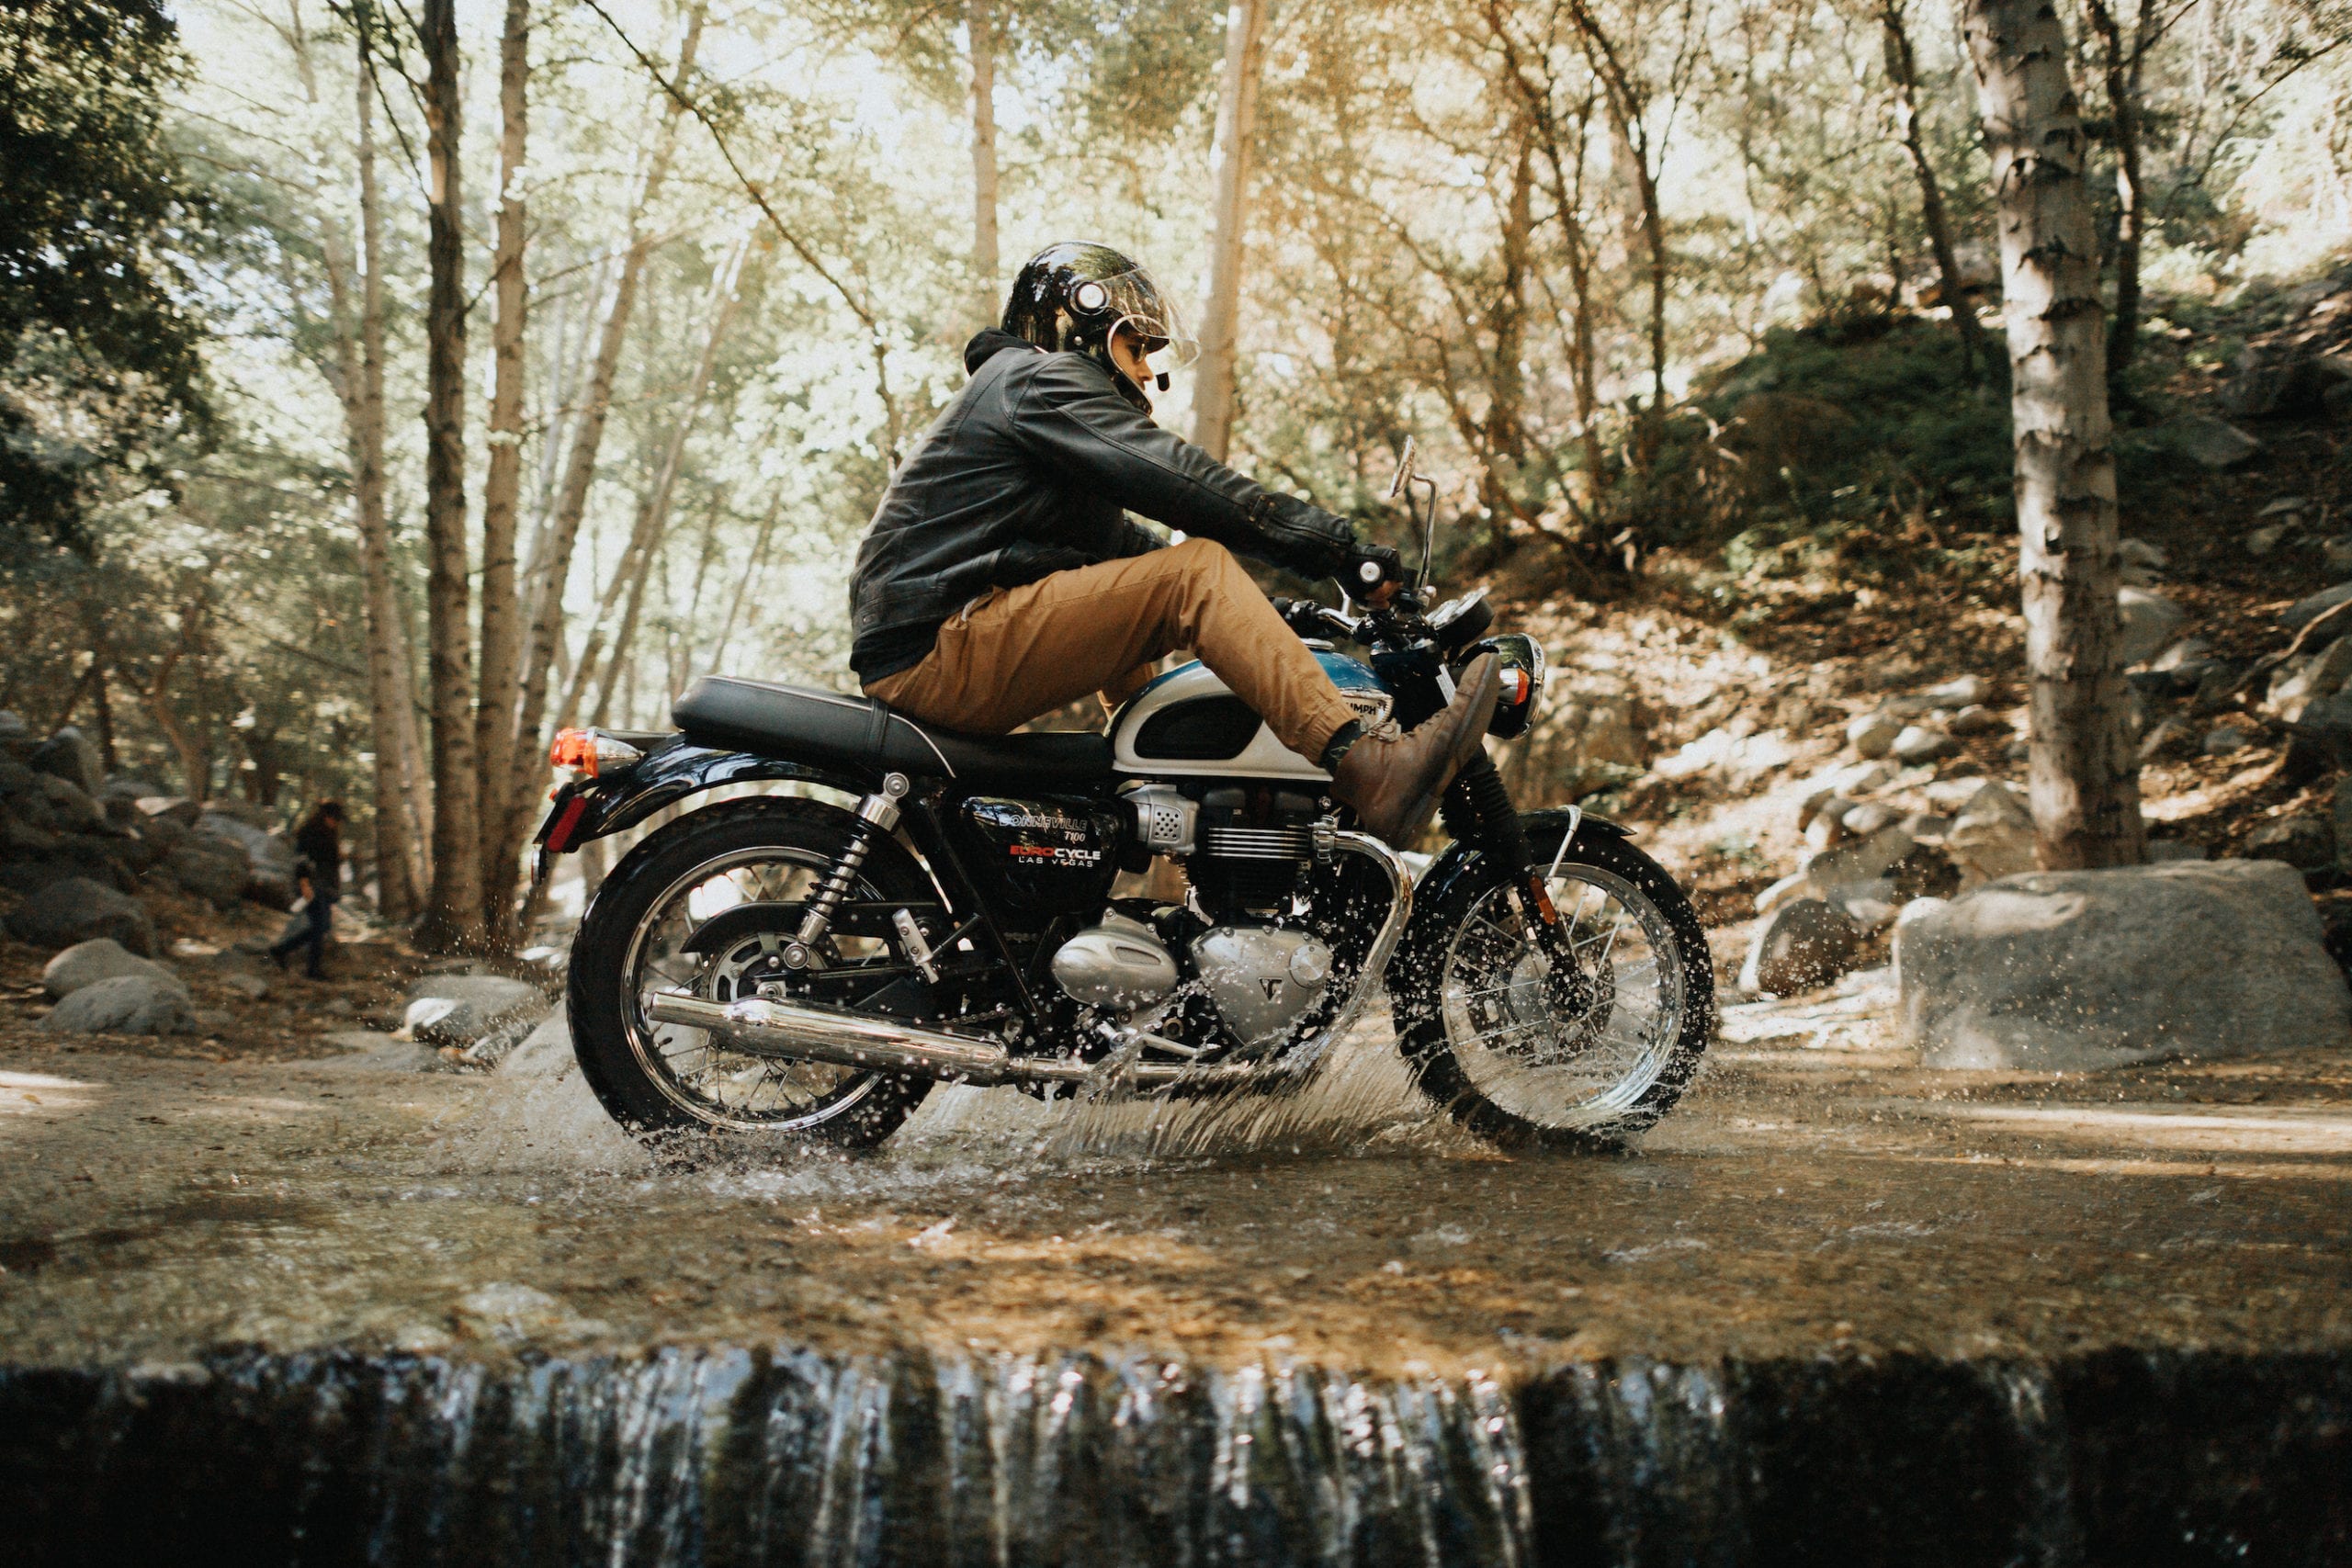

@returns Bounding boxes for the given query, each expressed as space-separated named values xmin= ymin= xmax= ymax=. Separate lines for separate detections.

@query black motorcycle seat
xmin=672 ymin=674 xmax=1112 ymax=790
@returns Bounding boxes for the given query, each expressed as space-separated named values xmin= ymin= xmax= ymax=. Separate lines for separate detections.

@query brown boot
xmin=1329 ymin=653 xmax=1502 ymax=843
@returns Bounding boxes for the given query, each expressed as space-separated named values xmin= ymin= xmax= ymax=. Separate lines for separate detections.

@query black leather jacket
xmin=848 ymin=330 xmax=1358 ymax=683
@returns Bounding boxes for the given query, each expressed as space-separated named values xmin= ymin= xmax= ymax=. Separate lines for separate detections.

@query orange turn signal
xmin=549 ymin=728 xmax=644 ymax=778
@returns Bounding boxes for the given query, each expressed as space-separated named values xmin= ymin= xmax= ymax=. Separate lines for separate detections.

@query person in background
xmin=268 ymin=800 xmax=345 ymax=979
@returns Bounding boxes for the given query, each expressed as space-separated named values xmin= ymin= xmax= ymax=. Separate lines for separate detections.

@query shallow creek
xmin=2 ymin=1010 xmax=2347 ymax=1562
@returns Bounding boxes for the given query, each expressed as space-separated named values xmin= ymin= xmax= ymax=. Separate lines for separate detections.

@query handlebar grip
xmin=1356 ymin=558 xmax=1385 ymax=586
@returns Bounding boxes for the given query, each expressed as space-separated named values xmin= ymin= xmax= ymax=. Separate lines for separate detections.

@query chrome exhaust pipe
xmin=645 ymin=991 xmax=1268 ymax=1089
xmin=645 ymin=991 xmax=1012 ymax=1081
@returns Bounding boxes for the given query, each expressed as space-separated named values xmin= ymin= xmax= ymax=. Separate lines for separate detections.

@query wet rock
xmin=6 ymin=876 xmax=155 ymax=956
xmin=2116 ymin=588 xmax=2188 ymax=668
xmin=42 ymin=939 xmax=175 ymax=999
xmin=2282 ymin=581 xmax=2352 ymax=629
xmin=452 ymin=1283 xmax=605 ymax=1345
xmin=1897 ymin=860 xmax=2352 ymax=1069
xmin=1740 ymin=897 xmax=1862 ymax=997
xmin=2166 ymin=413 xmax=2262 ymax=468
xmin=1846 ymin=711 xmax=1902 ymax=759
xmin=1891 ymin=725 xmax=1957 ymax=765
xmin=405 ymin=976 xmax=549 ymax=1056
xmin=39 ymin=973 xmax=195 ymax=1036
xmin=164 ymin=837 xmax=250 ymax=908
xmin=501 ymin=1005 xmax=574 ymax=1077
xmin=28 ymin=727 xmax=103 ymax=797
xmin=2244 ymin=814 xmax=2335 ymax=871
xmin=1945 ymin=782 xmax=2038 ymax=889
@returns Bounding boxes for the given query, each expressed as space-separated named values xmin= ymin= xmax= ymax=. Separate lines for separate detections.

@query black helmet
xmin=1001 ymin=242 xmax=1198 ymax=397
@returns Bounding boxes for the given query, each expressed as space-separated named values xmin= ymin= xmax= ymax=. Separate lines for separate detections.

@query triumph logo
xmin=1259 ymin=977 xmax=1283 ymax=1000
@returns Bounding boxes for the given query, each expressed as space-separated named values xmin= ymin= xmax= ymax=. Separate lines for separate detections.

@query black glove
xmin=1342 ymin=541 xmax=1404 ymax=594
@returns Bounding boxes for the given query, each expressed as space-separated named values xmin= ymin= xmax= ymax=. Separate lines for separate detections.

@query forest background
xmin=5 ymin=0 xmax=2349 ymax=953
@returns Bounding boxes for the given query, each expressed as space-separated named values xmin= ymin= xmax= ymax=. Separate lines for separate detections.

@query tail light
xmin=548 ymin=728 xmax=645 ymax=780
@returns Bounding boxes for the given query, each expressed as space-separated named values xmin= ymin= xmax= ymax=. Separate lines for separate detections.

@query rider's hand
xmin=1343 ymin=542 xmax=1403 ymax=600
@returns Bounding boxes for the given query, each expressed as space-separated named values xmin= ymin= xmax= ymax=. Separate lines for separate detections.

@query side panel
xmin=1108 ymin=652 xmax=1392 ymax=781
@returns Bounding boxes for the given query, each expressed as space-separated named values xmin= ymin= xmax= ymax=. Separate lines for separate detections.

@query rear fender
xmin=535 ymin=738 xmax=862 ymax=867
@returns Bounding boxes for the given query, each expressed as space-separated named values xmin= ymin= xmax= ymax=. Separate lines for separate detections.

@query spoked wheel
xmin=1394 ymin=820 xmax=1714 ymax=1150
xmin=567 ymin=796 xmax=933 ymax=1150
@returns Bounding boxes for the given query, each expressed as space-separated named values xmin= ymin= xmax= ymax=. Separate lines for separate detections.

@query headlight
xmin=1462 ymin=634 xmax=1544 ymax=740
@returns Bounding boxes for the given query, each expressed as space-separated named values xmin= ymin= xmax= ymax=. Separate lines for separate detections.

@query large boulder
xmin=2282 ymin=581 xmax=2352 ymax=630
xmin=1895 ymin=860 xmax=2352 ymax=1070
xmin=6 ymin=876 xmax=155 ymax=956
xmin=1740 ymin=898 xmax=1863 ymax=997
xmin=39 ymin=973 xmax=195 ymax=1036
xmin=195 ymin=812 xmax=299 ymax=907
xmin=33 ymin=773 xmax=103 ymax=833
xmin=42 ymin=938 xmax=175 ymax=998
xmin=28 ymin=726 xmax=103 ymax=796
xmin=164 ymin=835 xmax=254 ymax=908
xmin=405 ymin=976 xmax=549 ymax=1056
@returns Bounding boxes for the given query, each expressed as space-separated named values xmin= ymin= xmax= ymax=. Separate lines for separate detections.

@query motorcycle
xmin=533 ymin=440 xmax=1715 ymax=1153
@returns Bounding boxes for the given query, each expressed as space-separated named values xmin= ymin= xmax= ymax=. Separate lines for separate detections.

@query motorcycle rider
xmin=850 ymin=241 xmax=1500 ymax=844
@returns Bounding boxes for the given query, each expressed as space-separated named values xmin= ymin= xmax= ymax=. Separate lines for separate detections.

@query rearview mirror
xmin=1386 ymin=435 xmax=1418 ymax=502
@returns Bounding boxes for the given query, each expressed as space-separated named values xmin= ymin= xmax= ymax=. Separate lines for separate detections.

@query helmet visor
xmin=1097 ymin=265 xmax=1201 ymax=374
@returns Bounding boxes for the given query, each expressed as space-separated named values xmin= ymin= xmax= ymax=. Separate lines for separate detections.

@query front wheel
xmin=1391 ymin=818 xmax=1715 ymax=1150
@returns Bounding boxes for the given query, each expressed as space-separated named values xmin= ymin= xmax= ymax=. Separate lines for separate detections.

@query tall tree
xmin=312 ymin=8 xmax=428 ymax=919
xmin=490 ymin=0 xmax=707 ymax=928
xmin=477 ymin=0 xmax=531 ymax=943
xmin=1962 ymin=0 xmax=2143 ymax=868
xmin=1877 ymin=0 xmax=1990 ymax=370
xmin=415 ymin=0 xmax=481 ymax=950
xmin=967 ymin=0 xmax=1001 ymax=315
xmin=2080 ymin=0 xmax=2154 ymax=376
xmin=1193 ymin=0 xmax=1270 ymax=462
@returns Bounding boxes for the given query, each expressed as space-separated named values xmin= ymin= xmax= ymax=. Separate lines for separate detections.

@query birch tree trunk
xmin=1879 ymin=0 xmax=1991 ymax=371
xmin=967 ymin=0 xmax=1001 ymax=320
xmin=477 ymin=0 xmax=530 ymax=946
xmin=416 ymin=0 xmax=483 ymax=951
xmin=345 ymin=25 xmax=427 ymax=919
xmin=1193 ymin=0 xmax=1269 ymax=463
xmin=1962 ymin=0 xmax=2144 ymax=868
xmin=497 ymin=1 xmax=706 ymax=889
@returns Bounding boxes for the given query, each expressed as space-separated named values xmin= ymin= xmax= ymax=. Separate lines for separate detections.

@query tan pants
xmin=865 ymin=537 xmax=1360 ymax=761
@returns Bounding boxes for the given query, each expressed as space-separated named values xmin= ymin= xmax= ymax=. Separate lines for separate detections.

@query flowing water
xmin=4 ymin=1009 xmax=2350 ymax=1563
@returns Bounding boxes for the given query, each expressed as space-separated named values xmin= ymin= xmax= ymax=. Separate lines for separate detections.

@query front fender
xmin=533 ymin=739 xmax=861 ymax=870
xmin=1411 ymin=806 xmax=1634 ymax=912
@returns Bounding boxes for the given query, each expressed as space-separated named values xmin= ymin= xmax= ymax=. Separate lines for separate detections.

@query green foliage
xmin=0 ymin=0 xmax=212 ymax=548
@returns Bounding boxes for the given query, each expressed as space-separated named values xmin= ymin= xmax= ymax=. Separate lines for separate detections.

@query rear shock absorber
xmin=784 ymin=773 xmax=910 ymax=968
xmin=1442 ymin=754 xmax=1561 ymax=929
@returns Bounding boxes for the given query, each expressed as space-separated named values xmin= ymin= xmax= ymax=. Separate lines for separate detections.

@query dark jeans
xmin=269 ymin=890 xmax=335 ymax=977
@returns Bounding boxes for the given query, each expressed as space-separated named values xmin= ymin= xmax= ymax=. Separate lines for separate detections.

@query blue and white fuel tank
xmin=1107 ymin=649 xmax=1393 ymax=781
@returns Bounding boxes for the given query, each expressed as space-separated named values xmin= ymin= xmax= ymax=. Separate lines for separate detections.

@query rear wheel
xmin=567 ymin=796 xmax=934 ymax=1151
xmin=1392 ymin=820 xmax=1714 ymax=1150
